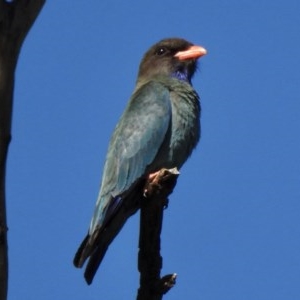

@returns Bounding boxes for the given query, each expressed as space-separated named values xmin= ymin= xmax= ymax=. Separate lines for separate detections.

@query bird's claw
xmin=143 ymin=168 xmax=180 ymax=198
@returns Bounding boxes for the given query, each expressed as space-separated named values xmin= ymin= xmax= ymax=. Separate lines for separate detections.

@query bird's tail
xmin=73 ymin=229 xmax=111 ymax=284
xmin=73 ymin=209 xmax=130 ymax=284
xmin=73 ymin=184 xmax=143 ymax=284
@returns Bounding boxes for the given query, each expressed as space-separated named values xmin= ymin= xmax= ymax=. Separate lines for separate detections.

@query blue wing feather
xmin=89 ymin=81 xmax=171 ymax=233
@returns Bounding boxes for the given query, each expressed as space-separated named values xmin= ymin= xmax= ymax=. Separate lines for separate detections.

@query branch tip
xmin=158 ymin=273 xmax=177 ymax=294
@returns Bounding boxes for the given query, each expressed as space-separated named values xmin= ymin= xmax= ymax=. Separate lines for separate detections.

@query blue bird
xmin=74 ymin=38 xmax=207 ymax=284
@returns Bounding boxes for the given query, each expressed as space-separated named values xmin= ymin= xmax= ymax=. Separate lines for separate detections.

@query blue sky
xmin=6 ymin=1 xmax=300 ymax=299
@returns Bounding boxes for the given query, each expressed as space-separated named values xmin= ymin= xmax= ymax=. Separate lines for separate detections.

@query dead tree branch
xmin=137 ymin=168 xmax=179 ymax=300
xmin=0 ymin=1 xmax=45 ymax=299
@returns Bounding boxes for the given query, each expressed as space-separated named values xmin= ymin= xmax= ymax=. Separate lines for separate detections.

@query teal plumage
xmin=74 ymin=38 xmax=206 ymax=284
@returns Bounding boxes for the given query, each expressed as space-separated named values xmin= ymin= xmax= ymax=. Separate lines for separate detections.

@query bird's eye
xmin=155 ymin=47 xmax=167 ymax=56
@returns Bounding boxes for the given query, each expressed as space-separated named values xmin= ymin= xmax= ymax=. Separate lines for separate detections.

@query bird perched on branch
xmin=74 ymin=37 xmax=207 ymax=284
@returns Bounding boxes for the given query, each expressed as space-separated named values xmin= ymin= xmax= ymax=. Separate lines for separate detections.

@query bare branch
xmin=137 ymin=168 xmax=179 ymax=300
xmin=0 ymin=1 xmax=45 ymax=299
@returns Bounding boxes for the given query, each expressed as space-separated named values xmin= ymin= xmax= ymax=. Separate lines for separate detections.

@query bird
xmin=73 ymin=37 xmax=207 ymax=284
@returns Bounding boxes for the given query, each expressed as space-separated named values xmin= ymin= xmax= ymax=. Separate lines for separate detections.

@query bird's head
xmin=137 ymin=38 xmax=207 ymax=85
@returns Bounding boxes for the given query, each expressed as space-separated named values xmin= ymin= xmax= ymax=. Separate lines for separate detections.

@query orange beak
xmin=174 ymin=45 xmax=207 ymax=61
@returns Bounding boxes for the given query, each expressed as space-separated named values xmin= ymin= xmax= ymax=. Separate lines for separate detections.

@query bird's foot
xmin=143 ymin=168 xmax=180 ymax=200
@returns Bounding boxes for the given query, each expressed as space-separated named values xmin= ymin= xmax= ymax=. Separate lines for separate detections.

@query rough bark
xmin=137 ymin=168 xmax=179 ymax=300
xmin=0 ymin=1 xmax=45 ymax=299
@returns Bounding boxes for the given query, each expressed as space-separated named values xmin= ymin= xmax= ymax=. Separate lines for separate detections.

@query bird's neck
xmin=171 ymin=70 xmax=191 ymax=83
xmin=135 ymin=73 xmax=192 ymax=91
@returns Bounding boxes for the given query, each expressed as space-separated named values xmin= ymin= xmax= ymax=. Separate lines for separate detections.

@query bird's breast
xmin=169 ymin=86 xmax=200 ymax=167
xmin=149 ymin=81 xmax=201 ymax=171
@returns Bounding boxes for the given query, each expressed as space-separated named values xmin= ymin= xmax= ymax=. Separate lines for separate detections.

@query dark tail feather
xmin=73 ymin=228 xmax=112 ymax=284
xmin=74 ymin=180 xmax=144 ymax=284
xmin=73 ymin=199 xmax=140 ymax=284
xmin=84 ymin=239 xmax=109 ymax=284
xmin=83 ymin=200 xmax=139 ymax=284
xmin=73 ymin=234 xmax=91 ymax=268
xmin=74 ymin=197 xmax=123 ymax=270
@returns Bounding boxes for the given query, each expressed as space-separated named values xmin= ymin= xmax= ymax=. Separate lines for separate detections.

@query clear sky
xmin=6 ymin=1 xmax=300 ymax=299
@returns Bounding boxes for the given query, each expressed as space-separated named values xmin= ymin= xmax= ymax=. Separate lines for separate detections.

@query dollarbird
xmin=74 ymin=37 xmax=207 ymax=284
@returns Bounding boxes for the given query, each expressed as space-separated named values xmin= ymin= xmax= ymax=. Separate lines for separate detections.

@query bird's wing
xmin=90 ymin=81 xmax=171 ymax=233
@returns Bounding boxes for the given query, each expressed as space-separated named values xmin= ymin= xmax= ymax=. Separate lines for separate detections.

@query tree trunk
xmin=0 ymin=1 xmax=45 ymax=299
